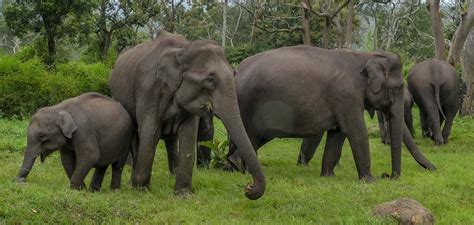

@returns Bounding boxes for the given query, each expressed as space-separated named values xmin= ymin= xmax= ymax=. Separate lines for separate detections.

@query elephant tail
xmin=434 ymin=84 xmax=447 ymax=121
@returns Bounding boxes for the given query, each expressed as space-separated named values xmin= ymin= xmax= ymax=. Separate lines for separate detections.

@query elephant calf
xmin=16 ymin=93 xmax=133 ymax=191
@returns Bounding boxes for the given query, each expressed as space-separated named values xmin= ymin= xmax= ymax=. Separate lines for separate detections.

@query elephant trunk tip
xmin=244 ymin=178 xmax=266 ymax=200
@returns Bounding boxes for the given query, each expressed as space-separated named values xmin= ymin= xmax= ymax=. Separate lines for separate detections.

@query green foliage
xmin=226 ymin=44 xmax=261 ymax=66
xmin=0 ymin=55 xmax=110 ymax=118
xmin=199 ymin=139 xmax=229 ymax=170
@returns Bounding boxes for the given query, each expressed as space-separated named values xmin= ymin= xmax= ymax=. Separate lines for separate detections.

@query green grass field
xmin=1 ymin=113 xmax=473 ymax=224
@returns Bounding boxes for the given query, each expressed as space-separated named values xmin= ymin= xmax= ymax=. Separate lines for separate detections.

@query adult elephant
xmin=227 ymin=46 xmax=435 ymax=180
xmin=108 ymin=31 xmax=265 ymax=200
xmin=407 ymin=59 xmax=461 ymax=145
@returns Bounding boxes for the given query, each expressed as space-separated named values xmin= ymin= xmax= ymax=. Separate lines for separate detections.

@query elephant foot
xmin=320 ymin=170 xmax=335 ymax=177
xmin=70 ymin=182 xmax=86 ymax=190
xmin=434 ymin=140 xmax=444 ymax=146
xmin=14 ymin=176 xmax=26 ymax=183
xmin=174 ymin=188 xmax=193 ymax=197
xmin=132 ymin=176 xmax=151 ymax=190
xmin=359 ymin=174 xmax=375 ymax=183
xmin=381 ymin=172 xmax=400 ymax=179
xmin=89 ymin=186 xmax=101 ymax=192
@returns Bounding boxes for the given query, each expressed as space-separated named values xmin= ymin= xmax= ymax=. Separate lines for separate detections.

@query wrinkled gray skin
xmin=408 ymin=59 xmax=461 ymax=145
xmin=228 ymin=46 xmax=435 ymax=180
xmin=164 ymin=114 xmax=214 ymax=171
xmin=108 ymin=31 xmax=265 ymax=200
xmin=377 ymin=87 xmax=415 ymax=145
xmin=15 ymin=93 xmax=133 ymax=191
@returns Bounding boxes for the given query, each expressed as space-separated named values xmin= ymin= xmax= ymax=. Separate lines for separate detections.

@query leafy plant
xmin=199 ymin=139 xmax=229 ymax=170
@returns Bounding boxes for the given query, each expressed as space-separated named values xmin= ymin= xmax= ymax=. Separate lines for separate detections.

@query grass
xmin=0 ymin=111 xmax=473 ymax=224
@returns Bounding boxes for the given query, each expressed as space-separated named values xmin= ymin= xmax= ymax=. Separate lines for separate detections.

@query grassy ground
xmin=0 ymin=112 xmax=473 ymax=224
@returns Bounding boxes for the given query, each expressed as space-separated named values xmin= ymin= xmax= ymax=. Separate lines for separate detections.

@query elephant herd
xmin=15 ymin=31 xmax=464 ymax=201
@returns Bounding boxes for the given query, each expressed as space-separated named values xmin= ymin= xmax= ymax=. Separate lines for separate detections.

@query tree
xmin=447 ymin=4 xmax=474 ymax=66
xmin=343 ymin=0 xmax=354 ymax=48
xmin=311 ymin=0 xmax=351 ymax=48
xmin=301 ymin=0 xmax=312 ymax=45
xmin=461 ymin=29 xmax=474 ymax=115
xmin=427 ymin=0 xmax=446 ymax=59
xmin=4 ymin=1 xmax=93 ymax=64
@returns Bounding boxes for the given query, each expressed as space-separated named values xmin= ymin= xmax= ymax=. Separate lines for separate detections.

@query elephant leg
xmin=174 ymin=116 xmax=199 ymax=196
xmin=420 ymin=109 xmax=431 ymax=138
xmin=405 ymin=104 xmax=415 ymax=137
xmin=297 ymin=134 xmax=324 ymax=166
xmin=90 ymin=166 xmax=108 ymax=192
xmin=132 ymin=105 xmax=162 ymax=188
xmin=377 ymin=110 xmax=389 ymax=144
xmin=197 ymin=115 xmax=214 ymax=168
xmin=336 ymin=109 xmax=374 ymax=181
xmin=163 ymin=135 xmax=179 ymax=174
xmin=321 ymin=129 xmax=345 ymax=177
xmin=425 ymin=105 xmax=444 ymax=145
xmin=70 ymin=161 xmax=95 ymax=190
xmin=441 ymin=110 xmax=456 ymax=144
xmin=60 ymin=149 xmax=76 ymax=181
xmin=111 ymin=161 xmax=124 ymax=190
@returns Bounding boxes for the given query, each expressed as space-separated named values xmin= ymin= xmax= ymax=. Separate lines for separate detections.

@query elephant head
xmin=362 ymin=53 xmax=404 ymax=178
xmin=16 ymin=109 xmax=77 ymax=182
xmin=155 ymin=38 xmax=265 ymax=200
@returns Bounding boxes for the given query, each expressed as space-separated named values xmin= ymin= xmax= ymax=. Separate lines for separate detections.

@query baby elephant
xmin=15 ymin=93 xmax=133 ymax=191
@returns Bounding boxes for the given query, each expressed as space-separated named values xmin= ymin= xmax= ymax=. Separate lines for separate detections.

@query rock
xmin=372 ymin=198 xmax=434 ymax=225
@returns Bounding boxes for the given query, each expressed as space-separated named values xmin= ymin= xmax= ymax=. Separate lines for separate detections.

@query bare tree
xmin=311 ymin=0 xmax=351 ymax=48
xmin=447 ymin=4 xmax=474 ymax=66
xmin=461 ymin=29 xmax=474 ymax=115
xmin=343 ymin=0 xmax=354 ymax=48
xmin=222 ymin=0 xmax=228 ymax=48
xmin=301 ymin=0 xmax=311 ymax=45
xmin=427 ymin=0 xmax=445 ymax=59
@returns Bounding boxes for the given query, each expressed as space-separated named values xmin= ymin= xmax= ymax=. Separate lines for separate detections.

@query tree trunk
xmin=373 ymin=5 xmax=378 ymax=50
xmin=301 ymin=0 xmax=311 ymax=45
xmin=428 ymin=0 xmax=445 ymax=59
xmin=447 ymin=4 xmax=474 ymax=66
xmin=222 ymin=0 xmax=228 ymax=48
xmin=461 ymin=29 xmax=474 ymax=115
xmin=344 ymin=0 xmax=354 ymax=48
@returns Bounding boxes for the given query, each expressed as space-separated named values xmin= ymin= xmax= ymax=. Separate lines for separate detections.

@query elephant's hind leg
xmin=111 ymin=162 xmax=125 ymax=190
xmin=90 ymin=166 xmax=108 ymax=192
xmin=321 ymin=129 xmax=345 ymax=177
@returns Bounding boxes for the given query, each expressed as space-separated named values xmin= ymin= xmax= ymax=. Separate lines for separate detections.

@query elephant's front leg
xmin=132 ymin=107 xmax=162 ymax=188
xmin=336 ymin=109 xmax=374 ymax=181
xmin=163 ymin=135 xmax=179 ymax=174
xmin=320 ymin=129 xmax=345 ymax=177
xmin=175 ymin=116 xmax=199 ymax=196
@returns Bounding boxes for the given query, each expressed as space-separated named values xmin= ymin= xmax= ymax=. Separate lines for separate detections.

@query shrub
xmin=0 ymin=55 xmax=111 ymax=118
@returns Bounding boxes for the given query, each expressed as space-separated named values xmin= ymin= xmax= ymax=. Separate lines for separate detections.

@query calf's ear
xmin=57 ymin=111 xmax=77 ymax=138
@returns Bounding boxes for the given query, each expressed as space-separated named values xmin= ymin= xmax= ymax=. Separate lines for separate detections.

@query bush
xmin=0 ymin=55 xmax=111 ymax=118
xmin=226 ymin=44 xmax=262 ymax=66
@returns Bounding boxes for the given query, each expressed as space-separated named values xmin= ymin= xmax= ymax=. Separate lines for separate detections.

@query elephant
xmin=226 ymin=46 xmax=436 ymax=180
xmin=108 ymin=30 xmax=265 ymax=199
xmin=407 ymin=59 xmax=461 ymax=145
xmin=15 ymin=93 xmax=133 ymax=191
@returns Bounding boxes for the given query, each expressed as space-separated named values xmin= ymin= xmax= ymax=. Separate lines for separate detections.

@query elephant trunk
xmin=402 ymin=124 xmax=437 ymax=171
xmin=16 ymin=144 xmax=38 ymax=181
xmin=388 ymin=97 xmax=403 ymax=178
xmin=213 ymin=76 xmax=266 ymax=200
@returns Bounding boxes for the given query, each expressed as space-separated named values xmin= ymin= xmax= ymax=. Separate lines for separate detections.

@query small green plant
xmin=199 ymin=139 xmax=229 ymax=170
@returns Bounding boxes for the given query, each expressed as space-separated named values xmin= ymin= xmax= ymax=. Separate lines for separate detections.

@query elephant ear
xmin=57 ymin=111 xmax=77 ymax=138
xmin=361 ymin=56 xmax=388 ymax=94
xmin=155 ymin=48 xmax=185 ymax=92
